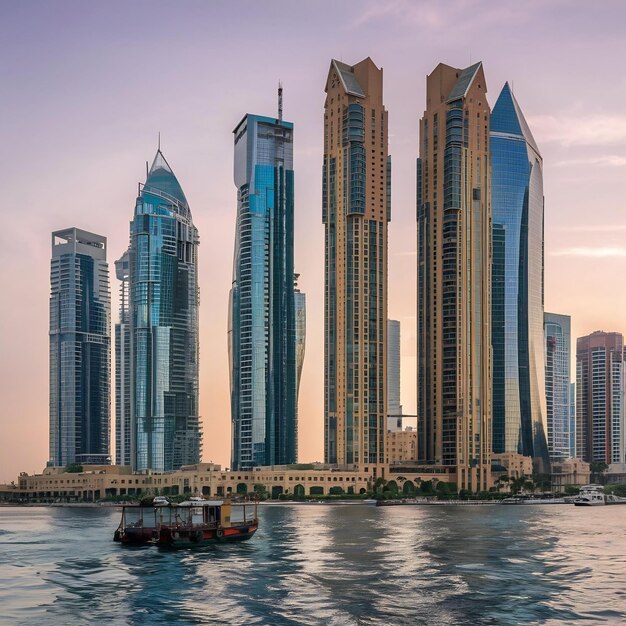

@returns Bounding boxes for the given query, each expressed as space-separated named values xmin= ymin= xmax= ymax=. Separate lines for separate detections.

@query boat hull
xmin=115 ymin=527 xmax=159 ymax=545
xmin=157 ymin=524 xmax=258 ymax=547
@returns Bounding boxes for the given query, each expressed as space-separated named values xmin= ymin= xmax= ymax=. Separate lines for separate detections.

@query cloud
xmin=352 ymin=0 xmax=527 ymax=32
xmin=551 ymin=247 xmax=626 ymax=258
xmin=553 ymin=155 xmax=626 ymax=167
xmin=529 ymin=114 xmax=626 ymax=147
xmin=558 ymin=224 xmax=626 ymax=233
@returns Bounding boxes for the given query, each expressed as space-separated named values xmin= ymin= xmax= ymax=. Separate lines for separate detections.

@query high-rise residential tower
xmin=115 ymin=250 xmax=131 ymax=466
xmin=387 ymin=320 xmax=402 ymax=432
xmin=544 ymin=312 xmax=572 ymax=461
xmin=416 ymin=62 xmax=491 ymax=491
xmin=490 ymin=83 xmax=549 ymax=472
xmin=129 ymin=150 xmax=200 ymax=472
xmin=295 ymin=276 xmax=306 ymax=408
xmin=229 ymin=100 xmax=304 ymax=470
xmin=576 ymin=331 xmax=625 ymax=464
xmin=49 ymin=227 xmax=111 ymax=467
xmin=323 ymin=58 xmax=390 ymax=472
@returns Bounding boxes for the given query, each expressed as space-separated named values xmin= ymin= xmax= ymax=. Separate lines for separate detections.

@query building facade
xmin=491 ymin=83 xmax=549 ymax=472
xmin=129 ymin=150 xmax=200 ymax=472
xmin=576 ymin=331 xmax=625 ymax=464
xmin=387 ymin=320 xmax=402 ymax=432
xmin=7 ymin=462 xmax=457 ymax=503
xmin=323 ymin=58 xmax=391 ymax=473
xmin=229 ymin=111 xmax=303 ymax=470
xmin=416 ymin=62 xmax=492 ymax=491
xmin=49 ymin=227 xmax=111 ymax=467
xmin=387 ymin=428 xmax=416 ymax=464
xmin=544 ymin=312 xmax=572 ymax=462
xmin=115 ymin=250 xmax=131 ymax=466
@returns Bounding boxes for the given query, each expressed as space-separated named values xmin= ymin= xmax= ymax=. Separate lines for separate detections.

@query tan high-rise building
xmin=323 ymin=58 xmax=390 ymax=474
xmin=576 ymin=331 xmax=625 ymax=465
xmin=416 ymin=62 xmax=492 ymax=491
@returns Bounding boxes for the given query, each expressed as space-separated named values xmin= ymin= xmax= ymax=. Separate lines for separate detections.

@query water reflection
xmin=1 ymin=504 xmax=626 ymax=625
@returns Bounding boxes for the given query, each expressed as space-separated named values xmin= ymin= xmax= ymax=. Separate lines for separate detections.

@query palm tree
xmin=589 ymin=462 xmax=609 ymax=484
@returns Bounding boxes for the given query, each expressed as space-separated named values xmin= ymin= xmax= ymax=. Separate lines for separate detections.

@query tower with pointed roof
xmin=491 ymin=83 xmax=550 ymax=473
xmin=416 ymin=62 xmax=492 ymax=491
xmin=323 ymin=58 xmax=391 ymax=472
xmin=128 ymin=149 xmax=200 ymax=472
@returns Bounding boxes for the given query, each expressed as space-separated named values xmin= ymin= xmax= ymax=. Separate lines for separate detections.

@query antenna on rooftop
xmin=146 ymin=160 xmax=149 ymax=178
xmin=278 ymin=81 xmax=283 ymax=122
xmin=158 ymin=131 xmax=161 ymax=151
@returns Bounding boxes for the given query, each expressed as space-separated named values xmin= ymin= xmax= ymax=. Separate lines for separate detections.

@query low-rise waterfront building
xmin=491 ymin=453 xmax=533 ymax=480
xmin=550 ymin=458 xmax=591 ymax=490
xmin=386 ymin=428 xmax=417 ymax=464
xmin=3 ymin=462 xmax=457 ymax=502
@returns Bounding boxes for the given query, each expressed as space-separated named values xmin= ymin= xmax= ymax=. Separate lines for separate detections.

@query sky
xmin=1 ymin=0 xmax=626 ymax=482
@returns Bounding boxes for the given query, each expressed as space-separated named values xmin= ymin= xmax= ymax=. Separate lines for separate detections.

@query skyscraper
xmin=416 ymin=62 xmax=491 ymax=491
xmin=323 ymin=58 xmax=390 ymax=472
xmin=544 ymin=312 xmax=572 ymax=461
xmin=129 ymin=150 xmax=200 ymax=472
xmin=295 ymin=277 xmax=306 ymax=418
xmin=576 ymin=331 xmax=625 ymax=464
xmin=229 ymin=100 xmax=304 ymax=470
xmin=115 ymin=250 xmax=131 ymax=467
xmin=490 ymin=83 xmax=549 ymax=472
xmin=387 ymin=319 xmax=402 ymax=432
xmin=49 ymin=227 xmax=110 ymax=467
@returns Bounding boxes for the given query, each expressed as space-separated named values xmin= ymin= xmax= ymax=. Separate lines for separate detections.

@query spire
xmin=278 ymin=81 xmax=283 ymax=122
xmin=144 ymin=147 xmax=188 ymax=207
xmin=492 ymin=82 xmax=540 ymax=156
xmin=148 ymin=149 xmax=173 ymax=176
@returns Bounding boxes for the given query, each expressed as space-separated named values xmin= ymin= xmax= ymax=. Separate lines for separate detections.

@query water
xmin=0 ymin=504 xmax=625 ymax=625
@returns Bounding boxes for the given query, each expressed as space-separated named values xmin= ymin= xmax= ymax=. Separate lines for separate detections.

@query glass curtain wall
xmin=129 ymin=151 xmax=200 ymax=472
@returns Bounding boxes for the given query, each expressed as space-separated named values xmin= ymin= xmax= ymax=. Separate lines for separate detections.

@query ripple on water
xmin=1 ymin=504 xmax=626 ymax=625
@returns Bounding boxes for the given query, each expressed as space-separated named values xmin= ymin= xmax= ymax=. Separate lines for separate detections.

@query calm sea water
xmin=0 ymin=503 xmax=625 ymax=625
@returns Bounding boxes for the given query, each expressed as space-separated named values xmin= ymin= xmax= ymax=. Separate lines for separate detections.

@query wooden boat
xmin=113 ymin=497 xmax=258 ymax=547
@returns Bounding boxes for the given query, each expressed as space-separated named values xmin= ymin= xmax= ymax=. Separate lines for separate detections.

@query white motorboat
xmin=573 ymin=484 xmax=626 ymax=506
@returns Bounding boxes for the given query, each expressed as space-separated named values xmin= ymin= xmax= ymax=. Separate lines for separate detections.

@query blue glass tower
xmin=491 ymin=83 xmax=549 ymax=472
xmin=129 ymin=150 xmax=200 ymax=472
xmin=49 ymin=228 xmax=111 ymax=467
xmin=229 ymin=108 xmax=303 ymax=470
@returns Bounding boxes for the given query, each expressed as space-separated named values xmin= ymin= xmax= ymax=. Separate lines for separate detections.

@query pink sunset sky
xmin=1 ymin=1 xmax=626 ymax=482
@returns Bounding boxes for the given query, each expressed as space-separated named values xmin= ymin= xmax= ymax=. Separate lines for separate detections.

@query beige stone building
xmin=387 ymin=428 xmax=417 ymax=464
xmin=551 ymin=459 xmax=591 ymax=490
xmin=416 ymin=62 xmax=492 ymax=491
xmin=322 ymin=58 xmax=390 ymax=477
xmin=1 ymin=462 xmax=458 ymax=503
xmin=491 ymin=453 xmax=533 ymax=479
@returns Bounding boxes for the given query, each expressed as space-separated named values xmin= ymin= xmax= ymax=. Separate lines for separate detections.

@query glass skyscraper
xmin=49 ymin=227 xmax=111 ymax=467
xmin=229 ymin=111 xmax=304 ymax=470
xmin=491 ymin=82 xmax=550 ymax=473
xmin=115 ymin=250 xmax=131 ymax=466
xmin=544 ymin=312 xmax=572 ymax=461
xmin=416 ymin=62 xmax=491 ymax=491
xmin=129 ymin=150 xmax=200 ymax=472
xmin=323 ymin=58 xmax=390 ymax=472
